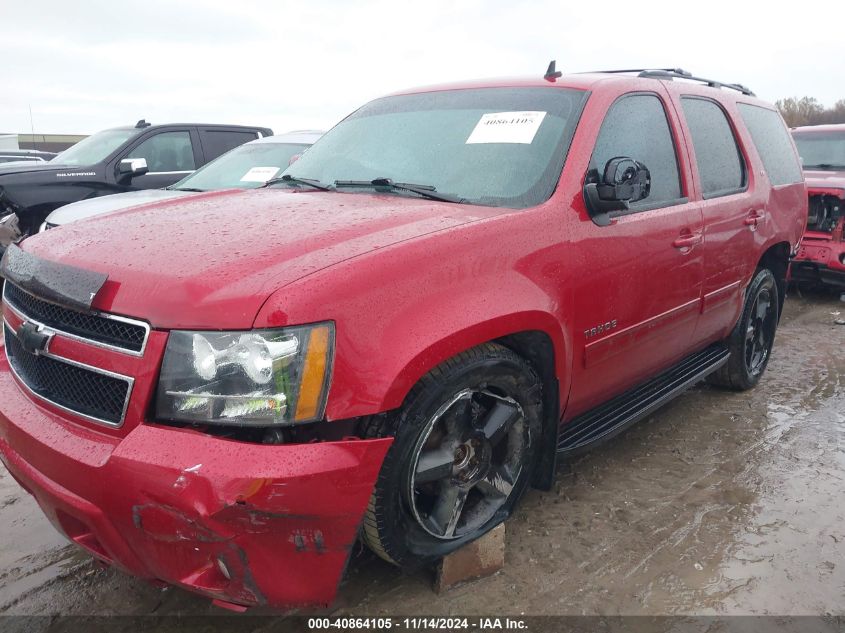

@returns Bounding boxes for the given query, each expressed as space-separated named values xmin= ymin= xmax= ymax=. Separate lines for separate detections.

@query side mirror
xmin=584 ymin=157 xmax=651 ymax=226
xmin=118 ymin=158 xmax=149 ymax=180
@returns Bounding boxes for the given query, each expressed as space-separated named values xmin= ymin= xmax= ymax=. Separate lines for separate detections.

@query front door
xmin=565 ymin=91 xmax=705 ymax=418
xmin=116 ymin=129 xmax=199 ymax=190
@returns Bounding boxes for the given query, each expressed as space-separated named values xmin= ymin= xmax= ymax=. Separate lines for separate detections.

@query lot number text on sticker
xmin=240 ymin=166 xmax=280 ymax=183
xmin=466 ymin=111 xmax=547 ymax=144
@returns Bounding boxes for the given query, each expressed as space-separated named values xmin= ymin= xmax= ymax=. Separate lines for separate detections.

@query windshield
xmin=792 ymin=131 xmax=845 ymax=169
xmin=52 ymin=128 xmax=141 ymax=166
xmin=279 ymin=87 xmax=588 ymax=209
xmin=170 ymin=142 xmax=310 ymax=191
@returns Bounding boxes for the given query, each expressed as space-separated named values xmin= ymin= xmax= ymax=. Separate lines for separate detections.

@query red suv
xmin=0 ymin=67 xmax=806 ymax=610
xmin=789 ymin=124 xmax=845 ymax=288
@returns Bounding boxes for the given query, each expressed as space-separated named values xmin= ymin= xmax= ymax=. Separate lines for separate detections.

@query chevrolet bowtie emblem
xmin=17 ymin=321 xmax=53 ymax=356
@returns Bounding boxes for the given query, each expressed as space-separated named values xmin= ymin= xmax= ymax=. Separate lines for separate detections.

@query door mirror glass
xmin=118 ymin=157 xmax=149 ymax=179
xmin=584 ymin=157 xmax=650 ymax=226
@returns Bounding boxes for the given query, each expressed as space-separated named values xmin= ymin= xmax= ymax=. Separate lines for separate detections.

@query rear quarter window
xmin=737 ymin=104 xmax=802 ymax=186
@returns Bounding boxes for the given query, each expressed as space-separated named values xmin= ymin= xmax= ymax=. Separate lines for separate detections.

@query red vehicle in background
xmin=0 ymin=67 xmax=806 ymax=610
xmin=790 ymin=124 xmax=845 ymax=288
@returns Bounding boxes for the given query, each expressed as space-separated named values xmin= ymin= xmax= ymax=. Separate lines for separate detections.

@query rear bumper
xmin=0 ymin=361 xmax=391 ymax=609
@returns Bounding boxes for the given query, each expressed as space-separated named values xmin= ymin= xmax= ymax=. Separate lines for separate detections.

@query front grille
xmin=4 ymin=323 xmax=132 ymax=425
xmin=3 ymin=283 xmax=148 ymax=354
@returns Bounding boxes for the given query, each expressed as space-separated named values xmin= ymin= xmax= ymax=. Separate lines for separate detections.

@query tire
xmin=708 ymin=268 xmax=780 ymax=391
xmin=361 ymin=343 xmax=543 ymax=567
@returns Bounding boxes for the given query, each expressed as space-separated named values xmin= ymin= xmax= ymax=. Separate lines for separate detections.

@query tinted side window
xmin=737 ymin=104 xmax=802 ymax=186
xmin=129 ymin=131 xmax=195 ymax=172
xmin=681 ymin=98 xmax=745 ymax=198
xmin=201 ymin=130 xmax=258 ymax=162
xmin=589 ymin=94 xmax=682 ymax=207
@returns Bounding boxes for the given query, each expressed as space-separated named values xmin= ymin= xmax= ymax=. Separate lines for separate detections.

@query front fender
xmin=254 ymin=212 xmax=573 ymax=421
xmin=377 ymin=307 xmax=568 ymax=415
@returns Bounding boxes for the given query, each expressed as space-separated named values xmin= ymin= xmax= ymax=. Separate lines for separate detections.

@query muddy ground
xmin=1 ymin=289 xmax=844 ymax=624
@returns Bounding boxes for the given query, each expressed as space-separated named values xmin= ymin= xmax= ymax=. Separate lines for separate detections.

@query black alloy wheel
xmin=361 ymin=343 xmax=543 ymax=566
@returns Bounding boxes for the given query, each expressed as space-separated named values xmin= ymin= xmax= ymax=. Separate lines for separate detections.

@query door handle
xmin=744 ymin=209 xmax=765 ymax=227
xmin=673 ymin=233 xmax=702 ymax=249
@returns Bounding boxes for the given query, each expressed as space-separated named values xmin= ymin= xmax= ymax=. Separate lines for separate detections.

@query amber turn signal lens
xmin=294 ymin=325 xmax=331 ymax=421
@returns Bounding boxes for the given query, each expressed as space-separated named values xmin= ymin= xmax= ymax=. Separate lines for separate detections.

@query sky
xmin=2 ymin=0 xmax=844 ymax=135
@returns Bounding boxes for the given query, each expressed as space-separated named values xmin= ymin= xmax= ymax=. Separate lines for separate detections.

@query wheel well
xmin=758 ymin=242 xmax=790 ymax=317
xmin=496 ymin=331 xmax=559 ymax=491
xmin=357 ymin=330 xmax=563 ymax=489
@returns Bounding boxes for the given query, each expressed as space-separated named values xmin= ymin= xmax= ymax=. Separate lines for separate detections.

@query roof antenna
xmin=135 ymin=119 xmax=151 ymax=129
xmin=28 ymin=104 xmax=36 ymax=150
xmin=544 ymin=60 xmax=562 ymax=82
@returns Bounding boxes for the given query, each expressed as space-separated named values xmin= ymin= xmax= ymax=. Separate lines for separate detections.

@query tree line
xmin=776 ymin=97 xmax=845 ymax=128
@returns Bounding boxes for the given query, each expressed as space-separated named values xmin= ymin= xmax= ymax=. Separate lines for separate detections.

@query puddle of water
xmin=0 ymin=468 xmax=79 ymax=608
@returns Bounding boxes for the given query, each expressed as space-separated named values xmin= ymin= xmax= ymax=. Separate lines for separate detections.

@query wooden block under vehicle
xmin=434 ymin=523 xmax=505 ymax=593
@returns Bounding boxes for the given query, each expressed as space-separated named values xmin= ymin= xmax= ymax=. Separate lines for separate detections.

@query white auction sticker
xmin=240 ymin=166 xmax=280 ymax=183
xmin=466 ymin=111 xmax=547 ymax=144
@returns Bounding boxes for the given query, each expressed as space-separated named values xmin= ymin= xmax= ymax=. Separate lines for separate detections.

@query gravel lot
xmin=1 ymin=289 xmax=843 ymax=624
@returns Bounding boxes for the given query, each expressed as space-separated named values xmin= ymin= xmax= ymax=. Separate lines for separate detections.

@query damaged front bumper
xmin=791 ymin=233 xmax=845 ymax=288
xmin=0 ymin=363 xmax=391 ymax=609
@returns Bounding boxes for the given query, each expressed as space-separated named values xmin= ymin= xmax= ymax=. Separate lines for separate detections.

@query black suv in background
xmin=0 ymin=120 xmax=272 ymax=241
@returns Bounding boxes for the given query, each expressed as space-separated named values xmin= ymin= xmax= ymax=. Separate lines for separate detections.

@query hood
xmin=0 ymin=162 xmax=84 ymax=178
xmin=21 ymin=188 xmax=502 ymax=329
xmin=804 ymin=169 xmax=845 ymax=193
xmin=0 ymin=160 xmax=47 ymax=167
xmin=46 ymin=189 xmax=191 ymax=226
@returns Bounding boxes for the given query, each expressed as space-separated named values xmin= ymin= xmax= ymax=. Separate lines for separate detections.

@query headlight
xmin=156 ymin=323 xmax=334 ymax=426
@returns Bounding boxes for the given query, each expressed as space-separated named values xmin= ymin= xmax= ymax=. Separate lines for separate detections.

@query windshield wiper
xmin=334 ymin=178 xmax=464 ymax=204
xmin=263 ymin=174 xmax=332 ymax=191
xmin=804 ymin=164 xmax=845 ymax=170
xmin=167 ymin=186 xmax=205 ymax=192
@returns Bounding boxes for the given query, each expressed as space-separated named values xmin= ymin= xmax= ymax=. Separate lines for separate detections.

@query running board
xmin=557 ymin=344 xmax=729 ymax=456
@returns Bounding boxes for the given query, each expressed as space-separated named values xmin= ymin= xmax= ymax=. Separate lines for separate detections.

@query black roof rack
xmin=581 ymin=68 xmax=755 ymax=97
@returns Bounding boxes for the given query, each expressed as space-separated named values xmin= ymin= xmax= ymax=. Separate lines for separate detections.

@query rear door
xmin=668 ymin=91 xmax=755 ymax=344
xmin=565 ymin=90 xmax=705 ymax=417
xmin=115 ymin=128 xmax=201 ymax=189
xmin=196 ymin=128 xmax=261 ymax=166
